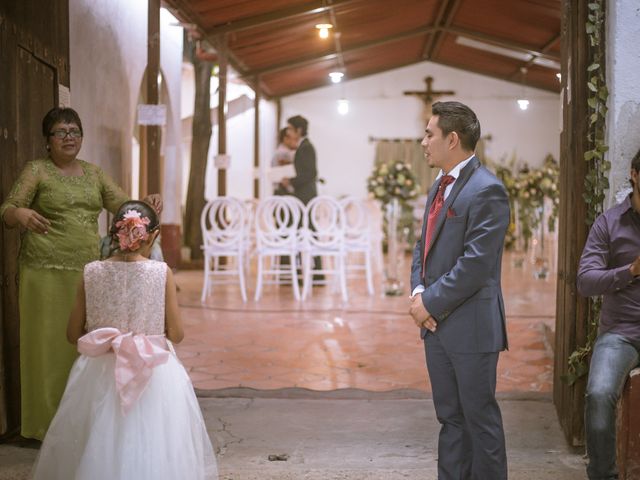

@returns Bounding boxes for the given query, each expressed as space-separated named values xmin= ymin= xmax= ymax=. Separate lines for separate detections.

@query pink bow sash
xmin=77 ymin=327 xmax=170 ymax=415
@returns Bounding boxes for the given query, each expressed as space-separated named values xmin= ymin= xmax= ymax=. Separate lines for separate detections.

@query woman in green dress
xmin=0 ymin=107 xmax=161 ymax=440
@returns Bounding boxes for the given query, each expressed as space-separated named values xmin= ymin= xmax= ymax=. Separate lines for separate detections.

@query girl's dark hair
xmin=42 ymin=107 xmax=84 ymax=137
xmin=108 ymin=200 xmax=160 ymax=254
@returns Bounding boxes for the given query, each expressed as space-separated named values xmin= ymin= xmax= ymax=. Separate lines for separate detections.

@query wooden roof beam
xmin=243 ymin=25 xmax=558 ymax=79
xmin=163 ymin=0 xmax=273 ymax=98
xmin=243 ymin=25 xmax=436 ymax=78
xmin=422 ymin=0 xmax=462 ymax=60
xmin=508 ymin=33 xmax=562 ymax=79
xmin=205 ymin=0 xmax=361 ymax=37
xmin=275 ymin=57 xmax=559 ymax=98
xmin=443 ymin=26 xmax=561 ymax=62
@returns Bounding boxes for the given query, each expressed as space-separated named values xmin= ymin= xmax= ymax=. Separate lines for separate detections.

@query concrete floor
xmin=0 ymin=392 xmax=586 ymax=479
xmin=0 ymin=250 xmax=589 ymax=478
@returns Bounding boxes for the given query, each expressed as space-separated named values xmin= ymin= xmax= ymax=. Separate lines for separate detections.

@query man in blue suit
xmin=409 ymin=101 xmax=510 ymax=479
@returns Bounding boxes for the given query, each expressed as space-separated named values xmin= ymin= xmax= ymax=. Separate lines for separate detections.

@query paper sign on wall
xmin=58 ymin=85 xmax=71 ymax=108
xmin=214 ymin=154 xmax=231 ymax=169
xmin=137 ymin=104 xmax=167 ymax=126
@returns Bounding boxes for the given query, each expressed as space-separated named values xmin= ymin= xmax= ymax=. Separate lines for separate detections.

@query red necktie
xmin=422 ymin=174 xmax=455 ymax=274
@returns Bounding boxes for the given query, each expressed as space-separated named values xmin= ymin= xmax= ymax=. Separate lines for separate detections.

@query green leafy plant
xmin=565 ymin=0 xmax=609 ymax=386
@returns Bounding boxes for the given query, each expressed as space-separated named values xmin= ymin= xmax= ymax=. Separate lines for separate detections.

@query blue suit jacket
xmin=410 ymin=156 xmax=510 ymax=353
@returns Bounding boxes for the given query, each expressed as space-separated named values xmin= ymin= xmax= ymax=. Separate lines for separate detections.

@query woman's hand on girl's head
xmin=16 ymin=207 xmax=51 ymax=234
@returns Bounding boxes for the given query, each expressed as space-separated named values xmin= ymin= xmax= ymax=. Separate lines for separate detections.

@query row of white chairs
xmin=200 ymin=195 xmax=381 ymax=303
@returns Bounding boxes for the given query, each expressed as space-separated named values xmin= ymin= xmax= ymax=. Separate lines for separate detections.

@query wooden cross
xmin=404 ymin=76 xmax=455 ymax=122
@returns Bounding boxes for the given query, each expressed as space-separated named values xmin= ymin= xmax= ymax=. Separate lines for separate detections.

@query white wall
xmin=159 ymin=9 xmax=184 ymax=225
xmin=203 ymin=100 xmax=278 ymax=200
xmin=69 ymin=1 xmax=184 ymax=226
xmin=281 ymin=61 xmax=561 ymax=198
xmin=181 ymin=66 xmax=278 ymax=201
xmin=69 ymin=0 xmax=147 ymax=188
xmin=606 ymin=0 xmax=640 ymax=206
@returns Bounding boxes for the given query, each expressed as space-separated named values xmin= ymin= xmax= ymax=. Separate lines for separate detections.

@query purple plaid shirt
xmin=577 ymin=195 xmax=640 ymax=340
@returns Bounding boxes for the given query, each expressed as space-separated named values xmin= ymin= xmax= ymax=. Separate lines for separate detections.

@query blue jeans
xmin=585 ymin=332 xmax=640 ymax=480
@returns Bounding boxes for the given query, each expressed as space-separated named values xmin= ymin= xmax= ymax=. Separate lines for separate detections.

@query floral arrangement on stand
xmin=490 ymin=154 xmax=560 ymax=254
xmin=367 ymin=161 xmax=420 ymax=295
xmin=367 ymin=161 xmax=420 ymax=249
xmin=367 ymin=161 xmax=420 ymax=205
xmin=514 ymin=155 xmax=560 ymax=249
xmin=493 ymin=156 xmax=519 ymax=251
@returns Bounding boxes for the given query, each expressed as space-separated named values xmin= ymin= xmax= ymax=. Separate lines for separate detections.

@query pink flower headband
xmin=115 ymin=209 xmax=150 ymax=251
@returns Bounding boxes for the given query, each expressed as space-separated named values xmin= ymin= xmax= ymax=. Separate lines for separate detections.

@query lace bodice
xmin=83 ymin=260 xmax=167 ymax=335
xmin=0 ymin=158 xmax=129 ymax=271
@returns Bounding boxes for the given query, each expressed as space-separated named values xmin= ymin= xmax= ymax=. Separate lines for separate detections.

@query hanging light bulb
xmin=329 ymin=71 xmax=344 ymax=83
xmin=315 ymin=23 xmax=333 ymax=39
xmin=337 ymin=98 xmax=349 ymax=115
xmin=516 ymin=67 xmax=530 ymax=111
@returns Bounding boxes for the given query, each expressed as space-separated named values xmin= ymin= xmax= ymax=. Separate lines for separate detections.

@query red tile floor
xmin=174 ymin=250 xmax=556 ymax=393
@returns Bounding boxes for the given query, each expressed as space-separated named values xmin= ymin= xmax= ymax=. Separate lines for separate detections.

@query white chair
xmin=301 ymin=195 xmax=348 ymax=302
xmin=242 ymin=198 xmax=258 ymax=271
xmin=367 ymin=199 xmax=385 ymax=275
xmin=200 ymin=197 xmax=248 ymax=302
xmin=340 ymin=196 xmax=375 ymax=296
xmin=254 ymin=196 xmax=303 ymax=301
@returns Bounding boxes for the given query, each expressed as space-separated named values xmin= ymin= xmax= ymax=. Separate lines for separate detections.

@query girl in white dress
xmin=32 ymin=200 xmax=217 ymax=480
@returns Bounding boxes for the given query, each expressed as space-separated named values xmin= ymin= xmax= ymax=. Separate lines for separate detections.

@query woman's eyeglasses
xmin=50 ymin=129 xmax=83 ymax=139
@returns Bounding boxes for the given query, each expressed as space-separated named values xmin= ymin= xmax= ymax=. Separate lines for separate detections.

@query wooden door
xmin=553 ymin=0 xmax=593 ymax=446
xmin=0 ymin=1 xmax=68 ymax=434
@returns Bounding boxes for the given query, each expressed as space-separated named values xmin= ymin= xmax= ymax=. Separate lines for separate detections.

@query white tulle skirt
xmin=31 ymin=352 xmax=217 ymax=480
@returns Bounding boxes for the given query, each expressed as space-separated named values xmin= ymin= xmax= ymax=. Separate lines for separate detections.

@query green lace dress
xmin=0 ymin=157 xmax=129 ymax=440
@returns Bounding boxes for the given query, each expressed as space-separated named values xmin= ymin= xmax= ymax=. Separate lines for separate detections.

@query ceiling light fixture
xmin=315 ymin=23 xmax=333 ymax=39
xmin=337 ymin=98 xmax=349 ymax=115
xmin=517 ymin=67 xmax=530 ymax=111
xmin=329 ymin=71 xmax=344 ymax=83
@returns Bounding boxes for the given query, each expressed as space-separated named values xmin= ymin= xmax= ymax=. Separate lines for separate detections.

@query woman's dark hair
xmin=108 ymin=200 xmax=160 ymax=254
xmin=278 ymin=127 xmax=288 ymax=143
xmin=287 ymin=115 xmax=308 ymax=137
xmin=42 ymin=107 xmax=84 ymax=137
xmin=431 ymin=101 xmax=481 ymax=151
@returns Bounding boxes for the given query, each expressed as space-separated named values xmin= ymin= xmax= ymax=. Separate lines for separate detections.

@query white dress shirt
xmin=411 ymin=154 xmax=475 ymax=297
